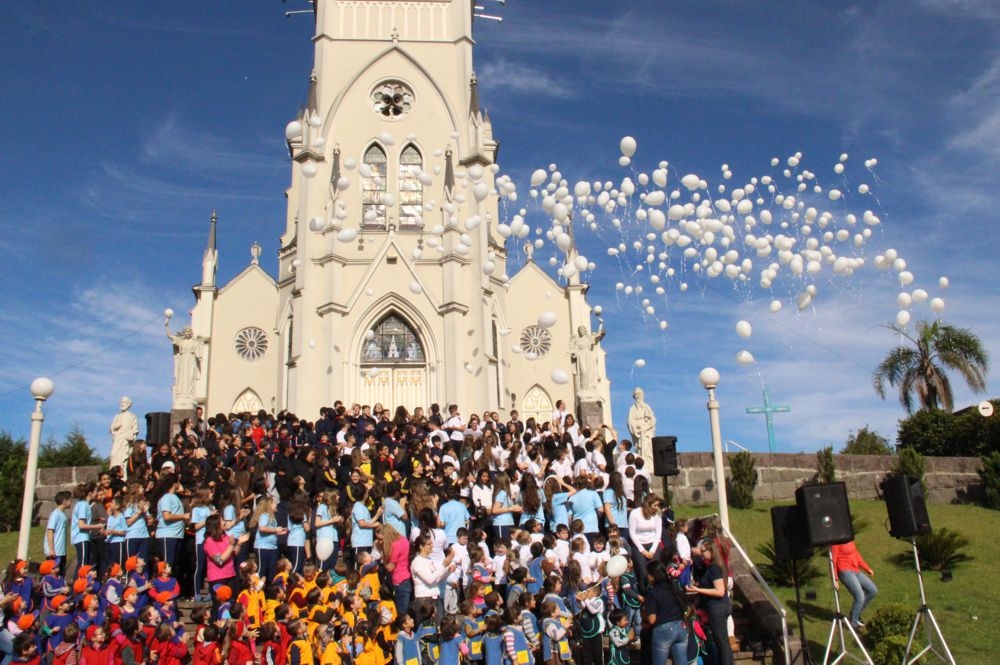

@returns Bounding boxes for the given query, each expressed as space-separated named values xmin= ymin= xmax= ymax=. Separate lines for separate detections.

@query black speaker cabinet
xmin=883 ymin=475 xmax=932 ymax=538
xmin=145 ymin=412 xmax=171 ymax=446
xmin=795 ymin=482 xmax=854 ymax=547
xmin=651 ymin=436 xmax=679 ymax=476
xmin=771 ymin=505 xmax=813 ymax=561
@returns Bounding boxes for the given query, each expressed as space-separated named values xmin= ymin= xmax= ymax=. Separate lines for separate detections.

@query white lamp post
xmin=699 ymin=367 xmax=730 ymax=533
xmin=17 ymin=377 xmax=54 ymax=560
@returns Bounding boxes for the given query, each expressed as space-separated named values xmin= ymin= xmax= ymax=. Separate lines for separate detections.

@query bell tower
xmin=275 ymin=0 xmax=509 ymax=416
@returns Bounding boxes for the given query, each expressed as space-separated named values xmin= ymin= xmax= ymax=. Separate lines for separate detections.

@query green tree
xmin=873 ymin=320 xmax=989 ymax=413
xmin=38 ymin=426 xmax=104 ymax=468
xmin=728 ymin=451 xmax=757 ymax=509
xmin=979 ymin=452 xmax=1000 ymax=510
xmin=0 ymin=432 xmax=28 ymax=532
xmin=815 ymin=446 xmax=837 ymax=483
xmin=842 ymin=426 xmax=893 ymax=455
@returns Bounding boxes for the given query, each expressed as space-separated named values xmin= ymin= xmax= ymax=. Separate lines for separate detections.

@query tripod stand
xmin=821 ymin=547 xmax=873 ymax=665
xmin=904 ymin=537 xmax=956 ymax=664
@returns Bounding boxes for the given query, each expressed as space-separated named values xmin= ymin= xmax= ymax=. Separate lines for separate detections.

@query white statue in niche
xmin=627 ymin=387 xmax=657 ymax=470
xmin=569 ymin=322 xmax=606 ymax=397
xmin=109 ymin=396 xmax=139 ymax=472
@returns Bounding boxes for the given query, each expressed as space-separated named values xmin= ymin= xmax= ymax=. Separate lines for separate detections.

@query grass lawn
xmin=676 ymin=500 xmax=999 ymax=665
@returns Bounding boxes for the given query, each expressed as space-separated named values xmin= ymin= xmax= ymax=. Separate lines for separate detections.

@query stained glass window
xmin=361 ymin=314 xmax=425 ymax=364
xmin=399 ymin=144 xmax=423 ymax=228
xmin=362 ymin=144 xmax=387 ymax=229
xmin=234 ymin=327 xmax=269 ymax=361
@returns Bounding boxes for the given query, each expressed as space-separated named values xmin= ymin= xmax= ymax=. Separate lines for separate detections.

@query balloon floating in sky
xmin=634 ymin=358 xmax=646 ymax=368
xmin=735 ymin=320 xmax=752 ymax=339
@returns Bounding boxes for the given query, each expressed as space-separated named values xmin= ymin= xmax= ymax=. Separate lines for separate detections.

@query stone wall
xmin=662 ymin=452 xmax=983 ymax=505
xmin=33 ymin=466 xmax=103 ymax=524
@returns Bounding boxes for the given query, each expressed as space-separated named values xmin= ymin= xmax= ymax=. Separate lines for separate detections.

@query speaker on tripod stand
xmin=880 ymin=475 xmax=955 ymax=664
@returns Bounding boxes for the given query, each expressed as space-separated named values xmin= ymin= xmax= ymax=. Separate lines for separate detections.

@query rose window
xmin=234 ymin=327 xmax=269 ymax=361
xmin=371 ymin=82 xmax=414 ymax=119
xmin=519 ymin=326 xmax=552 ymax=357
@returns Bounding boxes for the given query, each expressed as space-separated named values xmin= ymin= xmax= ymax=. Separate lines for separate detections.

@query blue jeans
xmin=839 ymin=570 xmax=877 ymax=626
xmin=394 ymin=578 xmax=413 ymax=619
xmin=651 ymin=619 xmax=688 ymax=665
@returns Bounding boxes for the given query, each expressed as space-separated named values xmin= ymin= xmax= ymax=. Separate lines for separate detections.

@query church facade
xmin=179 ymin=0 xmax=612 ymax=427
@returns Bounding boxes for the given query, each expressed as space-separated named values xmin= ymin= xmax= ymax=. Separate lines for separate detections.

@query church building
xmin=177 ymin=0 xmax=612 ymax=427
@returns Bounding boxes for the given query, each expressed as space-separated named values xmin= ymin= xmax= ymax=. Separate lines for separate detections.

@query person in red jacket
xmin=831 ymin=539 xmax=878 ymax=630
xmin=192 ymin=625 xmax=223 ymax=665
xmin=149 ymin=622 xmax=188 ymax=665
xmin=80 ymin=625 xmax=111 ymax=665
xmin=226 ymin=622 xmax=256 ymax=665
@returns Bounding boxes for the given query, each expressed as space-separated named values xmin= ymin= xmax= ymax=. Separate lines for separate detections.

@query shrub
xmin=890 ymin=527 xmax=972 ymax=571
xmin=865 ymin=602 xmax=913 ymax=646
xmin=888 ymin=447 xmax=925 ymax=492
xmin=978 ymin=451 xmax=1000 ymax=510
xmin=871 ymin=635 xmax=918 ymax=665
xmin=815 ymin=446 xmax=837 ymax=483
xmin=842 ymin=426 xmax=893 ymax=455
xmin=755 ymin=540 xmax=821 ymax=587
xmin=728 ymin=451 xmax=757 ymax=509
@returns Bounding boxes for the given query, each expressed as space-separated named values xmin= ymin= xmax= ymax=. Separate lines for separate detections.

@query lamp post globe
xmin=30 ymin=377 xmax=55 ymax=400
xmin=699 ymin=367 xmax=720 ymax=389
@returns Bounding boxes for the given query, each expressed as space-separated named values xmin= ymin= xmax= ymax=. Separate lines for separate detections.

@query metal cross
xmin=745 ymin=388 xmax=790 ymax=452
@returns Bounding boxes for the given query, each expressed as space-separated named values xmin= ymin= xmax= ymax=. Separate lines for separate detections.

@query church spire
xmin=201 ymin=211 xmax=218 ymax=288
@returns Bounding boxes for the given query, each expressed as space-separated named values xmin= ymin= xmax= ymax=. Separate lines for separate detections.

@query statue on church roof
xmin=569 ymin=321 xmax=605 ymax=398
xmin=165 ymin=313 xmax=206 ymax=410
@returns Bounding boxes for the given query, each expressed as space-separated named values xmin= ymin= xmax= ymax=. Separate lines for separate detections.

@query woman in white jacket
xmin=410 ymin=532 xmax=456 ymax=619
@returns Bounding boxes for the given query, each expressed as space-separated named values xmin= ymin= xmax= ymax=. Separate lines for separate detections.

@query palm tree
xmin=873 ymin=320 xmax=989 ymax=413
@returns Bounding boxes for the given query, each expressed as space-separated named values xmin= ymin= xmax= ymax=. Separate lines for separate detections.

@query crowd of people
xmin=1 ymin=400 xmax=738 ymax=665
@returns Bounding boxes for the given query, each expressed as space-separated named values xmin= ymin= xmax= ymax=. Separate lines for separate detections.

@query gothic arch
xmin=350 ymin=293 xmax=440 ymax=368
xmin=521 ymin=384 xmax=553 ymax=425
xmin=320 ymin=46 xmax=462 ymax=147
xmin=232 ymin=387 xmax=263 ymax=414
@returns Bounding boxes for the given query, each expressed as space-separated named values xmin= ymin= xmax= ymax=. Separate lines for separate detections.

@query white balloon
xmin=735 ymin=320 xmax=752 ymax=339
xmin=530 ymin=169 xmax=548 ymax=187
xmin=634 ymin=358 xmax=646 ymax=368
xmin=537 ymin=311 xmax=557 ymax=328
xmin=412 ymin=248 xmax=423 ymax=260
xmin=938 ymin=276 xmax=949 ymax=289
xmin=337 ymin=228 xmax=358 ymax=243
xmin=681 ymin=174 xmax=701 ymax=190
xmin=465 ymin=215 xmax=482 ymax=231
xmin=736 ymin=350 xmax=755 ymax=365
xmin=163 ymin=308 xmax=174 ymax=318
xmin=620 ymin=136 xmax=637 ymax=157
xmin=473 ymin=183 xmax=490 ymax=202
xmin=308 ymin=217 xmax=326 ymax=232
xmin=912 ymin=289 xmax=928 ymax=303
xmin=769 ymin=300 xmax=782 ymax=313
xmin=344 ymin=158 xmax=357 ymax=170
xmin=931 ymin=297 xmax=945 ymax=312
xmin=607 ymin=555 xmax=628 ymax=578
xmin=316 ymin=538 xmax=335 ymax=562
xmin=896 ymin=310 xmax=911 ymax=327
xmin=409 ymin=281 xmax=422 ymax=294
xmin=308 ymin=339 xmax=316 ymax=349
xmin=551 ymin=369 xmax=571 ymax=385
xmin=365 ymin=329 xmax=375 ymax=340
xmin=301 ymin=162 xmax=318 ymax=178
xmin=336 ymin=176 xmax=350 ymax=191
xmin=593 ymin=305 xmax=603 ymax=316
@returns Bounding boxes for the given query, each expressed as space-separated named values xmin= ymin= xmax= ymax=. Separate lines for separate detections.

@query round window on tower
xmin=519 ymin=325 xmax=552 ymax=357
xmin=370 ymin=81 xmax=414 ymax=119
xmin=234 ymin=327 xmax=269 ymax=361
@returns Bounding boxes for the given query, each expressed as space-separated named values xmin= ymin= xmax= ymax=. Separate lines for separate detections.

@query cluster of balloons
xmin=289 ymin=116 xmax=950 ymax=376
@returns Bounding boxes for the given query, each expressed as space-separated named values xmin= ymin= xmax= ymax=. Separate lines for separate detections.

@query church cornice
xmin=316 ymin=301 xmax=350 ymax=317
xmin=437 ymin=301 xmax=469 ymax=315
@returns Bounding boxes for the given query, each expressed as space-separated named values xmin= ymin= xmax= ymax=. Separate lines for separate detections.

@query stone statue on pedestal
xmin=569 ymin=321 xmax=606 ymax=398
xmin=109 ymin=396 xmax=138 ymax=472
xmin=628 ymin=387 xmax=656 ymax=470
xmin=166 ymin=315 xmax=205 ymax=410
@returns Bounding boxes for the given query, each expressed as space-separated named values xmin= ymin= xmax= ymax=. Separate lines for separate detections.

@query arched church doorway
xmin=521 ymin=384 xmax=553 ymax=426
xmin=358 ymin=313 xmax=428 ymax=411
xmin=232 ymin=387 xmax=263 ymax=414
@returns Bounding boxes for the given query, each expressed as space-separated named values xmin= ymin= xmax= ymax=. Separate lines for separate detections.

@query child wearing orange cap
xmin=43 ymin=595 xmax=75 ymax=653
xmin=151 ymin=561 xmax=180 ymax=604
xmin=4 ymin=560 xmax=35 ymax=613
xmin=76 ymin=593 xmax=101 ymax=634
xmin=39 ymin=560 xmax=69 ymax=611
xmin=120 ymin=587 xmax=139 ymax=622
xmin=99 ymin=563 xmax=125 ymax=616
xmin=214 ymin=585 xmax=233 ymax=622
xmin=124 ymin=557 xmax=151 ymax=612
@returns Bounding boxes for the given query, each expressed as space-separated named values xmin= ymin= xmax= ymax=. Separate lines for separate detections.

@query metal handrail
xmin=697 ymin=514 xmax=791 ymax=664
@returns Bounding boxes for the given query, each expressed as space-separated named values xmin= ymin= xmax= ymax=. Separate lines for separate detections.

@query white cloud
xmin=478 ymin=60 xmax=574 ymax=98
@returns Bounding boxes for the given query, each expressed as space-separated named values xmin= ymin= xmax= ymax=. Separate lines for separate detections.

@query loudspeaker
xmin=770 ymin=505 xmax=813 ymax=561
xmin=145 ymin=412 xmax=171 ymax=446
xmin=883 ymin=475 xmax=931 ymax=538
xmin=795 ymin=482 xmax=854 ymax=547
xmin=651 ymin=436 xmax=679 ymax=476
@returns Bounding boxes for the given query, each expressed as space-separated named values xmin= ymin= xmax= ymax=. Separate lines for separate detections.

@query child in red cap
xmin=79 ymin=624 xmax=110 ymax=665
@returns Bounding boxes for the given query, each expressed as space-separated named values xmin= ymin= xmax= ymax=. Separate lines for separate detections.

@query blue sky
xmin=1 ymin=1 xmax=998 ymax=459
